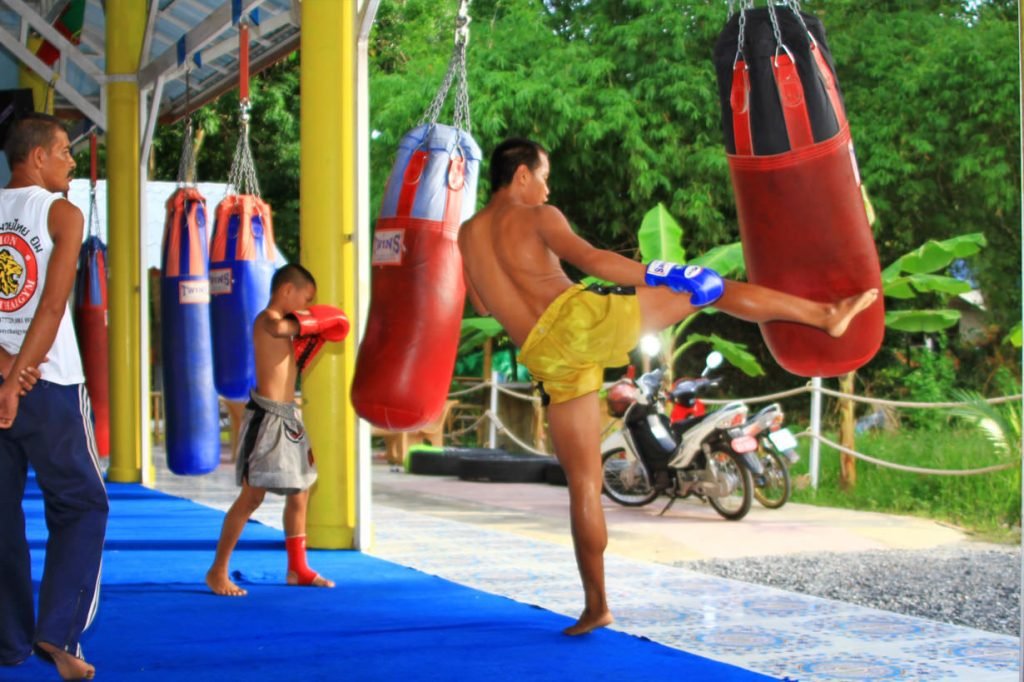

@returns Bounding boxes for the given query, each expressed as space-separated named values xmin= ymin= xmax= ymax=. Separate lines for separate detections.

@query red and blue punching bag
xmin=714 ymin=7 xmax=884 ymax=377
xmin=209 ymin=194 xmax=277 ymax=402
xmin=352 ymin=123 xmax=481 ymax=430
xmin=160 ymin=187 xmax=220 ymax=475
xmin=73 ymin=236 xmax=109 ymax=456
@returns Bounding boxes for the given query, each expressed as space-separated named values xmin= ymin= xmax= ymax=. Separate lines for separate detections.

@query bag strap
xmin=729 ymin=59 xmax=753 ymax=155
xmin=767 ymin=3 xmax=814 ymax=150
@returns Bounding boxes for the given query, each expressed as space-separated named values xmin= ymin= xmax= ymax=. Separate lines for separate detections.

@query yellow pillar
xmin=105 ymin=1 xmax=145 ymax=482
xmin=301 ymin=0 xmax=357 ymax=548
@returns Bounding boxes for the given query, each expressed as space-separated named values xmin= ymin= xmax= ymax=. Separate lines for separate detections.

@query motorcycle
xmin=738 ymin=403 xmax=800 ymax=509
xmin=600 ymin=352 xmax=762 ymax=521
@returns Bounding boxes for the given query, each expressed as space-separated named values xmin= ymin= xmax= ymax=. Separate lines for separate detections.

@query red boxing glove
xmin=291 ymin=305 xmax=350 ymax=341
xmin=289 ymin=305 xmax=350 ymax=372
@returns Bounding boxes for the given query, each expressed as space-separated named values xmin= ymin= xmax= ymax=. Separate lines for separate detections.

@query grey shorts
xmin=235 ymin=391 xmax=317 ymax=495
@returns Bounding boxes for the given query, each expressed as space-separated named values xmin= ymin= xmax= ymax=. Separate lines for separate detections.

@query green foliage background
xmin=146 ymin=0 xmax=1021 ymax=396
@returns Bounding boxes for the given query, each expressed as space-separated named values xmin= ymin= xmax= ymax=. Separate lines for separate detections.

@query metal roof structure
xmin=0 ymin=0 xmax=300 ymax=129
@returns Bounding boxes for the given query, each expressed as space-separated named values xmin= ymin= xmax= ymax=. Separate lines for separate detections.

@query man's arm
xmin=258 ymin=311 xmax=301 ymax=339
xmin=534 ymin=205 xmax=647 ymax=285
xmin=0 ymin=199 xmax=84 ymax=425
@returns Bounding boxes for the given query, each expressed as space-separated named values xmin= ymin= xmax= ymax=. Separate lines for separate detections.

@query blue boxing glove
xmin=645 ymin=260 xmax=724 ymax=306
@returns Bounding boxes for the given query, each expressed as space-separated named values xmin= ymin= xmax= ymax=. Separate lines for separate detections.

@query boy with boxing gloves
xmin=206 ymin=264 xmax=349 ymax=596
xmin=458 ymin=137 xmax=877 ymax=635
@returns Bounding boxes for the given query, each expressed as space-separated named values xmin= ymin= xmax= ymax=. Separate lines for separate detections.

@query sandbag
xmin=714 ymin=7 xmax=884 ymax=377
xmin=73 ymin=235 xmax=109 ymax=456
xmin=351 ymin=123 xmax=481 ymax=430
xmin=209 ymin=194 xmax=277 ymax=402
xmin=160 ymin=187 xmax=220 ymax=475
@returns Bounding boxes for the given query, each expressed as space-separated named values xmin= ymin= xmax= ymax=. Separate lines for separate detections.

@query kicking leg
xmin=715 ymin=281 xmax=877 ymax=337
xmin=547 ymin=392 xmax=614 ymax=635
xmin=206 ymin=482 xmax=266 ymax=596
xmin=638 ymin=281 xmax=877 ymax=337
xmin=283 ymin=491 xmax=334 ymax=588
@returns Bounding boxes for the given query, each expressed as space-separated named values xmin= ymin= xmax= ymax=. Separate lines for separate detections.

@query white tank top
xmin=0 ymin=186 xmax=84 ymax=385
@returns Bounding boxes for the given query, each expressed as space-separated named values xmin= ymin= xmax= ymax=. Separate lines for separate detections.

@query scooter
xmin=739 ymin=403 xmax=800 ymax=509
xmin=600 ymin=352 xmax=762 ymax=521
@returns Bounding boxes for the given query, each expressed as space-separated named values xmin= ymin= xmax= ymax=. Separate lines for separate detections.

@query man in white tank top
xmin=0 ymin=113 xmax=107 ymax=681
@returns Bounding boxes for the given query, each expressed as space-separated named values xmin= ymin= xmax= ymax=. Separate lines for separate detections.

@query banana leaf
xmin=884 ymin=309 xmax=961 ymax=333
xmin=690 ymin=242 xmax=746 ymax=278
xmin=883 ymin=273 xmax=972 ymax=300
xmin=673 ymin=333 xmax=764 ymax=377
xmin=637 ymin=203 xmax=685 ymax=264
xmin=881 ymin=233 xmax=986 ymax=280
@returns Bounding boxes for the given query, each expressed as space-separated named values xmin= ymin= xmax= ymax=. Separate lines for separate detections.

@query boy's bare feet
xmin=286 ymin=570 xmax=335 ymax=588
xmin=35 ymin=642 xmax=94 ymax=681
xmin=206 ymin=568 xmax=247 ymax=596
xmin=826 ymin=289 xmax=879 ymax=338
xmin=563 ymin=608 xmax=613 ymax=636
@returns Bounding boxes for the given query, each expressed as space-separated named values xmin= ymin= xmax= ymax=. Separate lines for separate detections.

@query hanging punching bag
xmin=714 ymin=6 xmax=884 ymax=377
xmin=351 ymin=123 xmax=481 ymax=430
xmin=160 ymin=187 xmax=220 ymax=475
xmin=209 ymin=194 xmax=277 ymax=402
xmin=74 ymin=236 xmax=109 ymax=456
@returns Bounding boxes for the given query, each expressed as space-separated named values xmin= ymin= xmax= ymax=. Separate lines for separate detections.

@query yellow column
xmin=105 ymin=1 xmax=145 ymax=482
xmin=301 ymin=0 xmax=357 ymax=547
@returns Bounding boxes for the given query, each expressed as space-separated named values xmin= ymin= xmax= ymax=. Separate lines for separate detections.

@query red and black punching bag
xmin=714 ymin=6 xmax=884 ymax=377
xmin=74 ymin=236 xmax=109 ymax=456
xmin=351 ymin=124 xmax=481 ymax=430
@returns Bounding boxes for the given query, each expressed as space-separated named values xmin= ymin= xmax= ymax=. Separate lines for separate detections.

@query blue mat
xmin=6 ymin=475 xmax=778 ymax=681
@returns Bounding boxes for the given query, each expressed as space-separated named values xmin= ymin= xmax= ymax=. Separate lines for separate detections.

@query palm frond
xmin=949 ymin=389 xmax=1022 ymax=456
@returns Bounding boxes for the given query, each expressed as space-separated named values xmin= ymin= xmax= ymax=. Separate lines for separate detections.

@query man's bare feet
xmin=286 ymin=570 xmax=335 ymax=588
xmin=563 ymin=608 xmax=613 ymax=636
xmin=35 ymin=642 xmax=94 ymax=681
xmin=206 ymin=568 xmax=247 ymax=596
xmin=826 ymin=289 xmax=879 ymax=338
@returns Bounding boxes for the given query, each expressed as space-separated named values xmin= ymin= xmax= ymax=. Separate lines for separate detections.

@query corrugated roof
xmin=0 ymin=0 xmax=300 ymax=127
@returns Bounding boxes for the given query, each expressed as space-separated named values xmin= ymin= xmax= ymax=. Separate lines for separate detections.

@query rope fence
xmin=429 ymin=374 xmax=1021 ymax=484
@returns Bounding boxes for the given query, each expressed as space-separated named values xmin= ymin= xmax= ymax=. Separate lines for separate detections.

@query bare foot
xmin=826 ymin=289 xmax=879 ymax=338
xmin=563 ymin=608 xmax=614 ymax=636
xmin=35 ymin=642 xmax=94 ymax=681
xmin=206 ymin=568 xmax=247 ymax=596
xmin=287 ymin=570 xmax=335 ymax=588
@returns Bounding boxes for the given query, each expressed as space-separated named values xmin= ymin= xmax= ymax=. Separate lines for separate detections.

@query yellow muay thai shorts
xmin=519 ymin=283 xmax=642 ymax=405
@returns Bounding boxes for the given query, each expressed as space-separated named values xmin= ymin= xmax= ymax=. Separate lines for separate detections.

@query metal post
xmin=105 ymin=0 xmax=145 ymax=483
xmin=302 ymin=0 xmax=357 ymax=549
xmin=810 ymin=376 xmax=822 ymax=489
xmin=1015 ymin=0 xmax=1022 ymax=659
xmin=489 ymin=370 xmax=499 ymax=449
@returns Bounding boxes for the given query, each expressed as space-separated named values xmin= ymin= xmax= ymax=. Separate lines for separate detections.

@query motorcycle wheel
xmin=753 ymin=447 xmax=791 ymax=509
xmin=601 ymin=448 xmax=659 ymax=507
xmin=706 ymin=451 xmax=753 ymax=521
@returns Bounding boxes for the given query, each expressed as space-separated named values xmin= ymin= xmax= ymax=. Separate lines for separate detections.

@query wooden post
xmin=838 ymin=371 xmax=857 ymax=490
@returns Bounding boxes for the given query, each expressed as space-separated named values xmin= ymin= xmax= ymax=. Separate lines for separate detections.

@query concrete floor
xmin=147 ymin=450 xmax=1019 ymax=681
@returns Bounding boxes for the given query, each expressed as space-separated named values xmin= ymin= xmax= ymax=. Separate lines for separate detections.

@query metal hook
xmin=455 ymin=0 xmax=471 ymax=46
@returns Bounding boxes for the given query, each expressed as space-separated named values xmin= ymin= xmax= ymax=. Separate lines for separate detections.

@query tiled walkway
xmin=152 ymin=459 xmax=1020 ymax=682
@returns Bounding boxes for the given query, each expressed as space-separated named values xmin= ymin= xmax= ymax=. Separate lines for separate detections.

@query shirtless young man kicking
xmin=206 ymin=264 xmax=349 ymax=596
xmin=458 ymin=137 xmax=877 ymax=636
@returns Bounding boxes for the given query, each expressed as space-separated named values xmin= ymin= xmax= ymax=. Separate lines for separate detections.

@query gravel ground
xmin=678 ymin=543 xmax=1021 ymax=636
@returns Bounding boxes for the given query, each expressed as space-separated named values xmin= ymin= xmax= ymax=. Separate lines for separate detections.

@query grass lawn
xmin=788 ymin=428 xmax=1021 ymax=543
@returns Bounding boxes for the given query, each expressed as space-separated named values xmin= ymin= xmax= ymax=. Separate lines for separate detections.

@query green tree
xmin=150 ymin=55 xmax=301 ymax=261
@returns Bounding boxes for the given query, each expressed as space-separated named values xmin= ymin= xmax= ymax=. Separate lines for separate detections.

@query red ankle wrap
xmin=285 ymin=535 xmax=318 ymax=584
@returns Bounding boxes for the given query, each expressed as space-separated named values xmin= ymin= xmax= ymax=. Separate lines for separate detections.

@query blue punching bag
xmin=209 ymin=195 xmax=277 ymax=402
xmin=160 ymin=187 xmax=220 ymax=475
